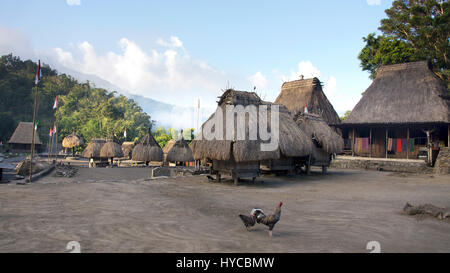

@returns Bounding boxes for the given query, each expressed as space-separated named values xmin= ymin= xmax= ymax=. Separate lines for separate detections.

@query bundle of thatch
xmin=100 ymin=135 xmax=123 ymax=159
xmin=82 ymin=138 xmax=106 ymax=158
xmin=190 ymin=89 xmax=312 ymax=163
xmin=121 ymin=141 xmax=135 ymax=159
xmin=132 ymin=129 xmax=163 ymax=163
xmin=166 ymin=137 xmax=194 ymax=163
xmin=295 ymin=113 xmax=343 ymax=153
xmin=62 ymin=132 xmax=84 ymax=156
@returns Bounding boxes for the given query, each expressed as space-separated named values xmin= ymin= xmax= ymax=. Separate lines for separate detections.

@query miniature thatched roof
xmin=8 ymin=122 xmax=42 ymax=145
xmin=100 ymin=137 xmax=123 ymax=159
xmin=166 ymin=137 xmax=194 ymax=163
xmin=275 ymin=77 xmax=341 ymax=125
xmin=82 ymin=138 xmax=106 ymax=158
xmin=132 ymin=130 xmax=163 ymax=162
xmin=121 ymin=141 xmax=135 ymax=159
xmin=295 ymin=113 xmax=343 ymax=153
xmin=344 ymin=61 xmax=450 ymax=125
xmin=163 ymin=139 xmax=176 ymax=154
xmin=62 ymin=133 xmax=84 ymax=148
xmin=190 ymin=89 xmax=313 ymax=162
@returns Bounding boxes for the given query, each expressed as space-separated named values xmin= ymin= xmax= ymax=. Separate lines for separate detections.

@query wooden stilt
xmin=385 ymin=128 xmax=388 ymax=159
xmin=369 ymin=128 xmax=372 ymax=158
xmin=352 ymin=129 xmax=355 ymax=157
xmin=407 ymin=128 xmax=410 ymax=160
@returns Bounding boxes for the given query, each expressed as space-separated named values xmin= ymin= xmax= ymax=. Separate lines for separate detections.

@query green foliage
xmin=0 ymin=54 xmax=152 ymax=145
xmin=358 ymin=33 xmax=419 ymax=79
xmin=153 ymin=127 xmax=195 ymax=148
xmin=340 ymin=110 xmax=352 ymax=121
xmin=359 ymin=0 xmax=449 ymax=83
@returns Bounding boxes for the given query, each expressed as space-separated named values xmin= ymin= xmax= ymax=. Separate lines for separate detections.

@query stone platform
xmin=330 ymin=156 xmax=430 ymax=173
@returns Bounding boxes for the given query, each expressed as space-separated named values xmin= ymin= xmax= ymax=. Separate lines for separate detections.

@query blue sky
xmin=0 ymin=0 xmax=393 ymax=127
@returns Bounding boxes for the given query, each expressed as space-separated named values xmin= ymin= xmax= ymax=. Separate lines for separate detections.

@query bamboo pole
xmin=29 ymin=85 xmax=38 ymax=183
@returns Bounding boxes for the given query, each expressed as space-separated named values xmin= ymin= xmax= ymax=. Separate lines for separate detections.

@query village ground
xmin=0 ymin=166 xmax=449 ymax=253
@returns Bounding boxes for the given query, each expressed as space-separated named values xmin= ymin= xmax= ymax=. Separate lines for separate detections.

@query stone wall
xmin=330 ymin=157 xmax=429 ymax=173
xmin=434 ymin=148 xmax=450 ymax=175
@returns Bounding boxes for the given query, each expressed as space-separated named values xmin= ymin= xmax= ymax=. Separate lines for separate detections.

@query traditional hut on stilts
xmin=294 ymin=113 xmax=343 ymax=173
xmin=100 ymin=135 xmax=123 ymax=167
xmin=132 ymin=129 xmax=163 ymax=166
xmin=7 ymin=122 xmax=42 ymax=153
xmin=62 ymin=132 xmax=84 ymax=157
xmin=82 ymin=138 xmax=106 ymax=168
xmin=334 ymin=61 xmax=449 ymax=166
xmin=191 ymin=89 xmax=312 ymax=185
xmin=165 ymin=134 xmax=194 ymax=166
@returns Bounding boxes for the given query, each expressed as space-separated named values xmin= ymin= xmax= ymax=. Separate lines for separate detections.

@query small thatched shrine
xmin=336 ymin=61 xmax=449 ymax=165
xmin=82 ymin=138 xmax=106 ymax=159
xmin=275 ymin=77 xmax=341 ymax=125
xmin=62 ymin=132 xmax=84 ymax=156
xmin=191 ymin=89 xmax=312 ymax=184
xmin=295 ymin=113 xmax=343 ymax=173
xmin=7 ymin=122 xmax=42 ymax=152
xmin=166 ymin=136 xmax=194 ymax=166
xmin=132 ymin=129 xmax=163 ymax=165
xmin=100 ymin=135 xmax=123 ymax=165
xmin=121 ymin=141 xmax=135 ymax=160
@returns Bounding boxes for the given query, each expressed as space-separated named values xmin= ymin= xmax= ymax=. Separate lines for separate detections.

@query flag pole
xmin=29 ymin=84 xmax=39 ymax=183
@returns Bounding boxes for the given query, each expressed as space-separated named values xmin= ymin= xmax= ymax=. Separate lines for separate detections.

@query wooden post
xmin=29 ymin=85 xmax=39 ymax=183
xmin=448 ymin=125 xmax=449 ymax=148
xmin=385 ymin=128 xmax=388 ymax=159
xmin=369 ymin=128 xmax=372 ymax=158
xmin=407 ymin=128 xmax=410 ymax=160
xmin=352 ymin=128 xmax=355 ymax=157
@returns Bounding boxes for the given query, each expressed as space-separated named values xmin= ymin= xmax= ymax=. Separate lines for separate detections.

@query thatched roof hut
xmin=7 ymin=122 xmax=42 ymax=152
xmin=100 ymin=135 xmax=123 ymax=159
xmin=132 ymin=130 xmax=163 ymax=162
xmin=295 ymin=113 xmax=343 ymax=154
xmin=82 ymin=138 xmax=106 ymax=158
xmin=62 ymin=133 xmax=84 ymax=149
xmin=191 ymin=89 xmax=313 ymax=163
xmin=121 ymin=141 xmax=135 ymax=159
xmin=344 ymin=61 xmax=449 ymax=125
xmin=275 ymin=77 xmax=341 ymax=125
xmin=166 ymin=137 xmax=194 ymax=163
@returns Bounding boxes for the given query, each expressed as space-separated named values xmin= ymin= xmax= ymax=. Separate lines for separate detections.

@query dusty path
xmin=0 ymin=168 xmax=449 ymax=253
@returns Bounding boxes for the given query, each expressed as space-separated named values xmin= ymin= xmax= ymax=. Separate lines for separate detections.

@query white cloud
xmin=366 ymin=0 xmax=381 ymax=6
xmin=279 ymin=61 xmax=322 ymax=83
xmin=51 ymin=37 xmax=227 ymax=108
xmin=248 ymin=71 xmax=268 ymax=90
xmin=0 ymin=26 xmax=33 ymax=58
xmin=157 ymin=36 xmax=184 ymax=49
xmin=66 ymin=0 xmax=81 ymax=6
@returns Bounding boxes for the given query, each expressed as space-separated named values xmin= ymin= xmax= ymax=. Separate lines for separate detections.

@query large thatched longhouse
xmin=275 ymin=77 xmax=341 ymax=125
xmin=132 ymin=129 xmax=163 ymax=165
xmin=336 ymin=61 xmax=449 ymax=165
xmin=191 ymin=89 xmax=312 ymax=184
xmin=7 ymin=122 xmax=42 ymax=153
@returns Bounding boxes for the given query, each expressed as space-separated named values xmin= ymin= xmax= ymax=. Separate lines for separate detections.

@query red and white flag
xmin=304 ymin=103 xmax=308 ymax=114
xmin=49 ymin=128 xmax=53 ymax=137
xmin=123 ymin=128 xmax=127 ymax=138
xmin=35 ymin=60 xmax=41 ymax=85
xmin=53 ymin=124 xmax=57 ymax=134
xmin=53 ymin=96 xmax=58 ymax=109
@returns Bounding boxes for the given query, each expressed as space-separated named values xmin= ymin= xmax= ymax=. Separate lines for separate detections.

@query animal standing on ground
xmin=238 ymin=202 xmax=283 ymax=237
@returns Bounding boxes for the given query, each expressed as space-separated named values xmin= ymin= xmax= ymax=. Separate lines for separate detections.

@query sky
xmin=0 ymin=0 xmax=393 ymax=128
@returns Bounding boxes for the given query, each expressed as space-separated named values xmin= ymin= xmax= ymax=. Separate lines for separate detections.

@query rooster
xmin=239 ymin=202 xmax=283 ymax=237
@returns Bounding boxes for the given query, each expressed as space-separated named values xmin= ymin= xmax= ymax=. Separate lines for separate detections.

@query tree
xmin=340 ymin=110 xmax=352 ymax=122
xmin=359 ymin=0 xmax=449 ymax=82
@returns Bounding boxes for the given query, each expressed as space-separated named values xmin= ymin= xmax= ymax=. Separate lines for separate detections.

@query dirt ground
xmin=0 ymin=167 xmax=449 ymax=253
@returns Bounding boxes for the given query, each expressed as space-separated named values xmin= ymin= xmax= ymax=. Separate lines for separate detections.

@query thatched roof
xmin=82 ymin=138 xmax=106 ymax=158
xmin=344 ymin=61 xmax=450 ymax=125
xmin=121 ymin=141 xmax=135 ymax=159
xmin=163 ymin=139 xmax=176 ymax=154
xmin=190 ymin=89 xmax=313 ymax=162
xmin=295 ymin=113 xmax=343 ymax=153
xmin=275 ymin=77 xmax=341 ymax=125
xmin=132 ymin=130 xmax=163 ymax=162
xmin=62 ymin=133 xmax=84 ymax=148
xmin=8 ymin=122 xmax=42 ymax=145
xmin=166 ymin=137 xmax=194 ymax=163
xmin=100 ymin=137 xmax=123 ymax=159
